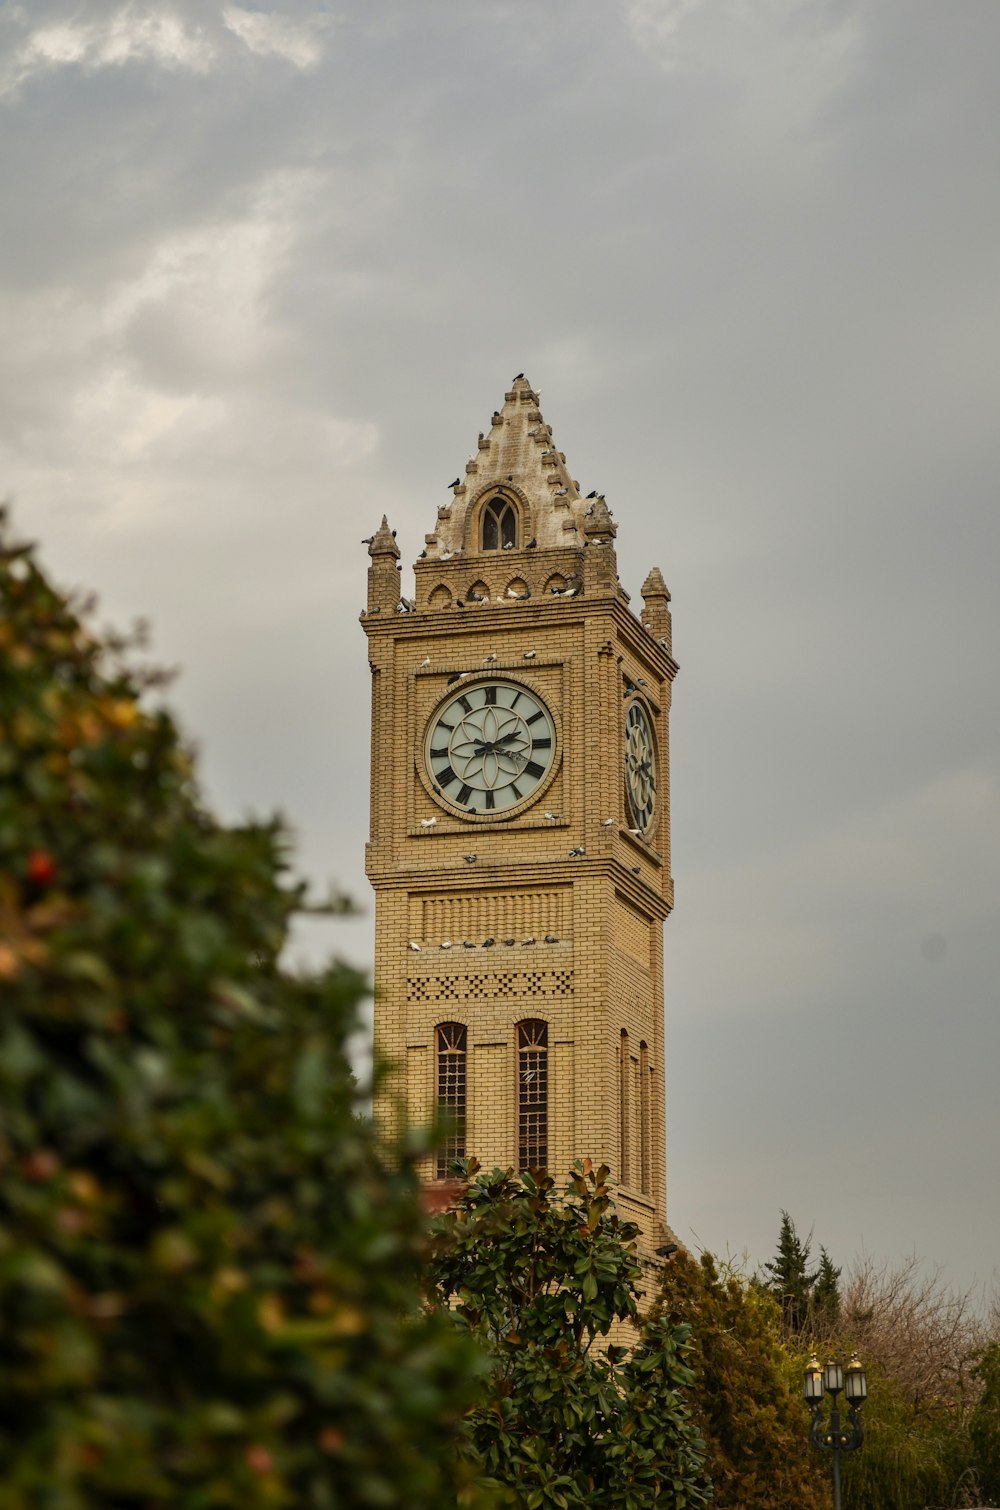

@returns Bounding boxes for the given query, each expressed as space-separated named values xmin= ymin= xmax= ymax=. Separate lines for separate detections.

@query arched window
xmin=517 ymin=1018 xmax=548 ymax=1170
xmin=435 ymin=1022 xmax=467 ymax=1178
xmin=639 ymin=1041 xmax=651 ymax=1195
xmin=481 ymin=495 xmax=518 ymax=550
xmin=619 ymin=1030 xmax=631 ymax=1186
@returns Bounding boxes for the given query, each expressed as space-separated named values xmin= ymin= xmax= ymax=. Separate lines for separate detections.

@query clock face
xmin=424 ymin=679 xmax=557 ymax=817
xmin=625 ymin=701 xmax=657 ymax=833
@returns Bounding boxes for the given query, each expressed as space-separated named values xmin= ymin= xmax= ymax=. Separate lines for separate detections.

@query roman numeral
xmin=510 ymin=783 xmax=522 ymax=800
xmin=439 ymin=720 xmax=455 ymax=732
xmin=430 ymin=746 xmax=449 ymax=758
xmin=457 ymin=784 xmax=473 ymax=805
xmin=533 ymin=738 xmax=551 ymax=749
xmin=510 ymin=692 xmax=522 ymax=708
xmin=484 ymin=686 xmax=497 ymax=705
xmin=525 ymin=760 xmax=545 ymax=779
xmin=485 ymin=790 xmax=495 ymax=810
xmin=526 ymin=710 xmax=545 ymax=726
xmin=436 ymin=766 xmax=456 ymax=787
xmin=458 ymin=695 xmax=472 ymax=713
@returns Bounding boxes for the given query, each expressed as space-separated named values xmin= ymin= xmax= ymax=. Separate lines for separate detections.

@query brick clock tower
xmin=362 ymin=376 xmax=678 ymax=1250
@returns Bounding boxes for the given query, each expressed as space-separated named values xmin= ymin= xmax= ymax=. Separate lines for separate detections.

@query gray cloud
xmin=2 ymin=0 xmax=999 ymax=1296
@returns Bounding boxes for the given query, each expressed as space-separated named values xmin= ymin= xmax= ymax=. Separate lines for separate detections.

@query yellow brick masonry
xmin=361 ymin=377 xmax=679 ymax=1258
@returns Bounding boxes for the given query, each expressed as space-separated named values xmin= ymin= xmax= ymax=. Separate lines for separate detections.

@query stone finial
xmin=366 ymin=514 xmax=402 ymax=616
xmin=582 ymin=496 xmax=618 ymax=539
xmin=368 ymin=514 xmax=400 ymax=559
xmin=641 ymin=567 xmax=672 ymax=649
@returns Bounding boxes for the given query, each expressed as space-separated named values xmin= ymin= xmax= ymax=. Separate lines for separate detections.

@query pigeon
xmin=544 ymin=935 xmax=559 ymax=944
xmin=409 ymin=941 xmax=421 ymax=951
xmin=524 ymin=649 xmax=537 ymax=659
xmin=420 ymin=817 xmax=437 ymax=828
xmin=586 ymin=490 xmax=597 ymax=499
xmin=419 ymin=656 xmax=431 ymax=668
xmin=631 ymin=866 xmax=641 ymax=875
xmin=525 ymin=537 xmax=537 ymax=549
xmin=569 ymin=846 xmax=586 ymax=857
xmin=522 ymin=936 xmax=536 ymax=946
xmin=447 ymin=671 xmax=464 ymax=684
xmin=464 ymin=853 xmax=478 ymax=864
xmin=601 ymin=817 xmax=616 ymax=828
xmin=448 ymin=478 xmax=460 ymax=489
xmin=543 ymin=811 xmax=559 ymax=821
xmin=503 ymin=938 xmax=516 ymax=947
xmin=626 ymin=827 xmax=643 ymax=838
xmin=503 ymin=540 xmax=515 ymax=549
xmin=439 ymin=940 xmax=452 ymax=950
xmin=513 ymin=372 xmax=524 ymax=380
xmin=482 ymin=938 xmax=495 ymax=948
xmin=462 ymin=940 xmax=476 ymax=949
xmin=554 ymin=487 xmax=568 ymax=498
xmin=483 ymin=652 xmax=497 ymax=663
xmin=361 ymin=534 xmax=374 ymax=545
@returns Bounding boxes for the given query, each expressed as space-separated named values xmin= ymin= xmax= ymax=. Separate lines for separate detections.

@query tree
xmin=762 ymin=1211 xmax=819 ymax=1333
xmin=652 ymin=1248 xmax=827 ymax=1510
xmin=970 ymin=1341 xmax=1000 ymax=1501
xmin=812 ymin=1246 xmax=842 ymax=1329
xmin=427 ymin=1159 xmax=711 ymax=1510
xmin=0 ymin=510 xmax=485 ymax=1508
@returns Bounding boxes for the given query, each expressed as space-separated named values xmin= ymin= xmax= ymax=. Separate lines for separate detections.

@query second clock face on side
xmin=625 ymin=700 xmax=657 ymax=833
xmin=424 ymin=679 xmax=557 ymax=817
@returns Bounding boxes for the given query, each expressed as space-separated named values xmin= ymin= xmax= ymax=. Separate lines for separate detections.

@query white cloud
xmin=222 ymin=6 xmax=328 ymax=68
xmin=0 ymin=7 xmax=217 ymax=97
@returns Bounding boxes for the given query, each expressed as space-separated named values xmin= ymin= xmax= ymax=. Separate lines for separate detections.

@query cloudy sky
xmin=3 ymin=0 xmax=999 ymax=1298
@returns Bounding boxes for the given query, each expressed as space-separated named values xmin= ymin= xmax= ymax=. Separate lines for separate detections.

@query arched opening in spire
xmin=481 ymin=495 xmax=518 ymax=551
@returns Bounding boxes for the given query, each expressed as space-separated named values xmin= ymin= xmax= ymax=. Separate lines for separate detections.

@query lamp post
xmin=804 ymin=1355 xmax=867 ymax=1510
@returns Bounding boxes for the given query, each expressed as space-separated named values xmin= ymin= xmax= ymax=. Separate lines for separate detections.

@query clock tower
xmin=361 ymin=376 xmax=678 ymax=1249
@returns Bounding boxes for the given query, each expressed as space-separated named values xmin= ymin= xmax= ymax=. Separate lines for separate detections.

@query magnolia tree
xmin=427 ymin=1159 xmax=711 ymax=1510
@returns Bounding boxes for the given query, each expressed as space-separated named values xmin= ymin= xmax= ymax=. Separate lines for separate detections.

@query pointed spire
xmin=368 ymin=514 xmax=400 ymax=559
xmin=425 ymin=375 xmax=596 ymax=558
xmin=641 ymin=567 xmax=672 ymax=649
xmin=582 ymin=496 xmax=617 ymax=539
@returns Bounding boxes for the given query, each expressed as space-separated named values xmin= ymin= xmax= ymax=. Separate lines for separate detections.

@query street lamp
xmin=804 ymin=1354 xmax=867 ymax=1510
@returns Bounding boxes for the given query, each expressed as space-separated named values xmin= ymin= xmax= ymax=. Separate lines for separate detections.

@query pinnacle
xmin=367 ymin=514 xmax=400 ymax=559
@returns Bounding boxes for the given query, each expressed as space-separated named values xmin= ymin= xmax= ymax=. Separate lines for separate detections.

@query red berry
xmin=26 ymin=851 xmax=57 ymax=888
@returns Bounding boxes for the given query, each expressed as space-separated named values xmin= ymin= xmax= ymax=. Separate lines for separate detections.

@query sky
xmin=3 ymin=0 xmax=999 ymax=1300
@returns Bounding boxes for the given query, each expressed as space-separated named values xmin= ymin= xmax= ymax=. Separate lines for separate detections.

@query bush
xmin=0 ymin=510 xmax=484 ymax=1508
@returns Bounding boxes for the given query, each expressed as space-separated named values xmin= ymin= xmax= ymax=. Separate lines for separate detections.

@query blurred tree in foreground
xmin=427 ymin=1160 xmax=711 ymax=1510
xmin=0 ymin=509 xmax=484 ymax=1509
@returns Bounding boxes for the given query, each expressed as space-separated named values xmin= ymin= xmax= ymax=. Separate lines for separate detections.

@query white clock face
xmin=625 ymin=701 xmax=657 ymax=833
xmin=424 ymin=679 xmax=557 ymax=816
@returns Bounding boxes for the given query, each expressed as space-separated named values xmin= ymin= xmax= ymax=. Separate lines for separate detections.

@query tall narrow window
xmin=517 ymin=1019 xmax=548 ymax=1169
xmin=619 ymin=1030 xmax=631 ymax=1186
xmin=481 ymin=496 xmax=518 ymax=550
xmin=435 ymin=1022 xmax=467 ymax=1179
xmin=639 ymin=1041 xmax=651 ymax=1195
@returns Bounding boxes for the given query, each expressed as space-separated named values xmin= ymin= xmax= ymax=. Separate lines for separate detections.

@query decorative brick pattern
xmin=416 ymin=888 xmax=568 ymax=943
xmin=406 ymin=970 xmax=574 ymax=1003
xmin=615 ymin=894 xmax=651 ymax=967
